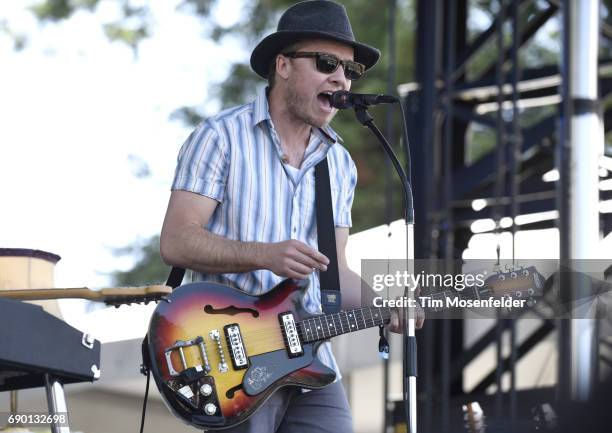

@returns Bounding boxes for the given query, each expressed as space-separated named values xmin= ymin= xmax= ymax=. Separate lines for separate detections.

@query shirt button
xmin=292 ymin=227 xmax=297 ymax=233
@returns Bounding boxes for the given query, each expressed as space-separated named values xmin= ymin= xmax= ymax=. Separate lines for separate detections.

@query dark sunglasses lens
xmin=344 ymin=62 xmax=364 ymax=80
xmin=316 ymin=54 xmax=340 ymax=74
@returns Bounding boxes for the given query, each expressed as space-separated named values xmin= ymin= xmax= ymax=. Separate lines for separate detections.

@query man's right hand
xmin=261 ymin=240 xmax=329 ymax=280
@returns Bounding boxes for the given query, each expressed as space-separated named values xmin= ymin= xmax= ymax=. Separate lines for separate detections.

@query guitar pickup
xmin=224 ymin=324 xmax=248 ymax=370
xmin=279 ymin=312 xmax=303 ymax=358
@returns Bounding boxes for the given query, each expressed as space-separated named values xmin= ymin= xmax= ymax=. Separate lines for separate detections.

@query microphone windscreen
xmin=330 ymin=91 xmax=351 ymax=109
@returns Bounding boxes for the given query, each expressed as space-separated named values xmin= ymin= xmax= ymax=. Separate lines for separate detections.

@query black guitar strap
xmin=165 ymin=266 xmax=186 ymax=289
xmin=315 ymin=157 xmax=342 ymax=314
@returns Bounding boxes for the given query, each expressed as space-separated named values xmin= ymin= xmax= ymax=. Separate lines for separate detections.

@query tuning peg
xmin=527 ymin=298 xmax=536 ymax=307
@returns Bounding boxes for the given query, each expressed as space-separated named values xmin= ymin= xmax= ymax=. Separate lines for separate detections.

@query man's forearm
xmin=161 ymin=222 xmax=264 ymax=274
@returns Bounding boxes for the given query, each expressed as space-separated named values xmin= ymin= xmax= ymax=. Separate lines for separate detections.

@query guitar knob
xmin=200 ymin=383 xmax=213 ymax=396
xmin=204 ymin=403 xmax=217 ymax=415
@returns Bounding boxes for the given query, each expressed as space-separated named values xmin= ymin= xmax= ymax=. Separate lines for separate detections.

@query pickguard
xmin=242 ymin=345 xmax=314 ymax=396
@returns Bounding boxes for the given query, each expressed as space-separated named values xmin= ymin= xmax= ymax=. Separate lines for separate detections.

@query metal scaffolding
xmin=396 ymin=0 xmax=612 ymax=431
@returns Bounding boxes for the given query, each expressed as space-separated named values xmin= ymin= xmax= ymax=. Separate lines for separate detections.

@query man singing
xmin=160 ymin=1 xmax=417 ymax=431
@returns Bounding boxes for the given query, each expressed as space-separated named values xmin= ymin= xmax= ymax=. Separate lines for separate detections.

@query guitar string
xmin=192 ymin=316 xmax=392 ymax=348
xmin=171 ymin=317 xmax=392 ymax=358
xmin=234 ymin=308 xmax=392 ymax=338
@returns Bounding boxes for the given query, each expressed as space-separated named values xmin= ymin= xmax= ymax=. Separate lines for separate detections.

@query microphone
xmin=330 ymin=91 xmax=399 ymax=109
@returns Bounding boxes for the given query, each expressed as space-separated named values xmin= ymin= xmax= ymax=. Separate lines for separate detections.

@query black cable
xmin=139 ymin=368 xmax=150 ymax=433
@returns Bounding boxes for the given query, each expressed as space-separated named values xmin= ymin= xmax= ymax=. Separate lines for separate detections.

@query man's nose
xmin=328 ymin=64 xmax=350 ymax=90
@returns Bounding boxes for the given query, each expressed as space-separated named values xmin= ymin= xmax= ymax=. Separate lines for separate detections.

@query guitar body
xmin=147 ymin=278 xmax=336 ymax=430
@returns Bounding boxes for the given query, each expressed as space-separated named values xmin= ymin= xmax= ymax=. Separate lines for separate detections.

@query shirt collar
xmin=252 ymin=86 xmax=343 ymax=145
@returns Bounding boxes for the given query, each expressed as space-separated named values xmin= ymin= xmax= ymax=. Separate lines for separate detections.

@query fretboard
xmin=297 ymin=286 xmax=491 ymax=343
xmin=298 ymin=306 xmax=392 ymax=343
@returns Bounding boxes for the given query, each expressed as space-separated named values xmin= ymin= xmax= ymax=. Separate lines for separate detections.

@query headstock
xmin=99 ymin=285 xmax=172 ymax=307
xmin=482 ymin=265 xmax=545 ymax=303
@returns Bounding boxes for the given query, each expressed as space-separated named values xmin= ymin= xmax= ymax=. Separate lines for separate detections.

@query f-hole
xmin=204 ymin=305 xmax=259 ymax=317
xmin=226 ymin=384 xmax=243 ymax=399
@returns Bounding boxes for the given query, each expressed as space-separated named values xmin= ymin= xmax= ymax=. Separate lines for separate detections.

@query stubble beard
xmin=284 ymin=84 xmax=333 ymax=129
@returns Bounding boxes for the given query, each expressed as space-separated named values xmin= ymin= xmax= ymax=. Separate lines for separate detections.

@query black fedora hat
xmin=250 ymin=0 xmax=380 ymax=79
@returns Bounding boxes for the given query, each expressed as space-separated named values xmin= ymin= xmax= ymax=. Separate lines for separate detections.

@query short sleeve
xmin=335 ymin=157 xmax=357 ymax=228
xmin=171 ymin=122 xmax=229 ymax=202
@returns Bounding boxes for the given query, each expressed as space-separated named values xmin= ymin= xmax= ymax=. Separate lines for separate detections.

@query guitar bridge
xmin=164 ymin=336 xmax=211 ymax=377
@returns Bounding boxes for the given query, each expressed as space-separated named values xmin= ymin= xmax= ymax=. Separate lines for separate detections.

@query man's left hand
xmin=388 ymin=291 xmax=425 ymax=333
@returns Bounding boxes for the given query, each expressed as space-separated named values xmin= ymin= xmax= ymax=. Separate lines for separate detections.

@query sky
xmin=0 ymin=1 xmax=250 ymax=339
xmin=0 ymin=0 xmax=246 ymax=289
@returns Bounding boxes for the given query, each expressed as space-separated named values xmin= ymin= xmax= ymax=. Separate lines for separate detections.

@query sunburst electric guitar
xmin=146 ymin=266 xmax=543 ymax=430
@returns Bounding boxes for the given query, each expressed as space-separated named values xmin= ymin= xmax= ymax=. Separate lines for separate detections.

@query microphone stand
xmin=350 ymin=105 xmax=417 ymax=433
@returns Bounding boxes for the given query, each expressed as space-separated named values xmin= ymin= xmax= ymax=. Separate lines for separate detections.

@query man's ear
xmin=276 ymin=54 xmax=291 ymax=80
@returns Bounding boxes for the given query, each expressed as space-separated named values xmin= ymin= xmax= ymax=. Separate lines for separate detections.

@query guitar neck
xmin=0 ymin=288 xmax=104 ymax=301
xmin=298 ymin=305 xmax=393 ymax=343
xmin=0 ymin=285 xmax=172 ymax=303
xmin=298 ymin=286 xmax=491 ymax=343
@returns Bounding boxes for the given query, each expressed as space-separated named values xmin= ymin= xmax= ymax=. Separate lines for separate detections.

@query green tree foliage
xmin=109 ymin=235 xmax=170 ymax=286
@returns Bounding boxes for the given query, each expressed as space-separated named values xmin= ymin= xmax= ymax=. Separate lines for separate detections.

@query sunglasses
xmin=282 ymin=51 xmax=365 ymax=81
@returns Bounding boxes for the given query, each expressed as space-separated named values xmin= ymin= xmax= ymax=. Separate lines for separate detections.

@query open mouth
xmin=317 ymin=91 xmax=333 ymax=111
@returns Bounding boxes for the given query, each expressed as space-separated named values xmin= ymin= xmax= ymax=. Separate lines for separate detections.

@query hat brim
xmin=250 ymin=30 xmax=381 ymax=79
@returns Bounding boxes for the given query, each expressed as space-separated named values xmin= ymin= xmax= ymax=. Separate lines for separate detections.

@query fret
xmin=344 ymin=311 xmax=352 ymax=332
xmin=347 ymin=310 xmax=358 ymax=331
xmin=325 ymin=314 xmax=337 ymax=336
xmin=358 ymin=308 xmax=367 ymax=329
xmin=312 ymin=316 xmax=321 ymax=340
xmin=303 ymin=318 xmax=313 ymax=342
xmin=372 ymin=307 xmax=382 ymax=326
xmin=344 ymin=312 xmax=355 ymax=331
xmin=332 ymin=313 xmax=341 ymax=337
xmin=367 ymin=307 xmax=375 ymax=328
xmin=338 ymin=312 xmax=346 ymax=334
xmin=296 ymin=322 xmax=304 ymax=341
xmin=322 ymin=315 xmax=329 ymax=337
xmin=318 ymin=316 xmax=326 ymax=338
xmin=308 ymin=318 xmax=316 ymax=341
xmin=335 ymin=313 xmax=343 ymax=336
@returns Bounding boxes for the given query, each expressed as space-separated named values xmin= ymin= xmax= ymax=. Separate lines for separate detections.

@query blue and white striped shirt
xmin=171 ymin=86 xmax=358 ymax=379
